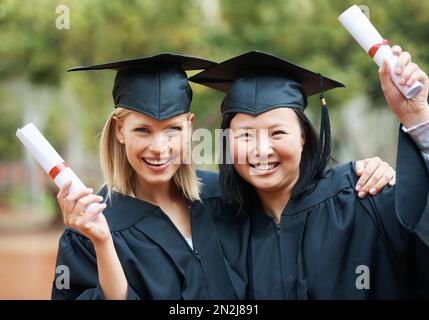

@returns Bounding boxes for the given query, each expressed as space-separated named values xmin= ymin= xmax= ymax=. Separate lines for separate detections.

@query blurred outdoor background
xmin=0 ymin=0 xmax=428 ymax=299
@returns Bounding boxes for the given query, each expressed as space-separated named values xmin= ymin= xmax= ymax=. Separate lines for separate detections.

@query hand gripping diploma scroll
xmin=16 ymin=123 xmax=100 ymax=213
xmin=338 ymin=5 xmax=423 ymax=99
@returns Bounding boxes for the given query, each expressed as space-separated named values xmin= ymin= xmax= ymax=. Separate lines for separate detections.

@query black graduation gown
xmin=249 ymin=128 xmax=429 ymax=299
xmin=51 ymin=170 xmax=249 ymax=300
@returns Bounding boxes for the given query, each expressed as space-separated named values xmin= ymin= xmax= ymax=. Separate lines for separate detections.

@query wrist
xmin=401 ymin=104 xmax=429 ymax=128
xmin=92 ymin=234 xmax=114 ymax=251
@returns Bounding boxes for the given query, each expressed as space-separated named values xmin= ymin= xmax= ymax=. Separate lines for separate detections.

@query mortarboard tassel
xmin=318 ymin=74 xmax=331 ymax=176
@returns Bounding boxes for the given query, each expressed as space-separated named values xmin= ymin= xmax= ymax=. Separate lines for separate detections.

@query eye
xmin=166 ymin=126 xmax=182 ymax=132
xmin=134 ymin=127 xmax=149 ymax=133
xmin=272 ymin=130 xmax=286 ymax=137
xmin=236 ymin=132 xmax=252 ymax=139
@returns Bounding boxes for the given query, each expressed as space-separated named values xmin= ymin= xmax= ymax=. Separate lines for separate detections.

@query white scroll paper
xmin=338 ymin=5 xmax=423 ymax=99
xmin=16 ymin=123 xmax=100 ymax=213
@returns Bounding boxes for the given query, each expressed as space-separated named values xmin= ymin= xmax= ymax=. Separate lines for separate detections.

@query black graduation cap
xmin=68 ymin=52 xmax=217 ymax=120
xmin=189 ymin=50 xmax=346 ymax=175
xmin=189 ymin=50 xmax=345 ymax=114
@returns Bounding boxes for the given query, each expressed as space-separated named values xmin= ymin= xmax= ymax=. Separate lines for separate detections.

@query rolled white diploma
xmin=338 ymin=5 xmax=423 ymax=99
xmin=16 ymin=123 xmax=101 ymax=213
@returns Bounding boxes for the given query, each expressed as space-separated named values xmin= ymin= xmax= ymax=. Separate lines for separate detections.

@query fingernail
xmin=369 ymin=188 xmax=376 ymax=195
xmin=407 ymin=80 xmax=413 ymax=86
xmin=355 ymin=184 xmax=361 ymax=191
xmin=358 ymin=191 xmax=366 ymax=198
xmin=396 ymin=67 xmax=401 ymax=74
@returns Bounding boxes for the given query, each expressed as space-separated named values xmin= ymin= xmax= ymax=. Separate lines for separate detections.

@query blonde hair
xmin=100 ymin=107 xmax=201 ymax=202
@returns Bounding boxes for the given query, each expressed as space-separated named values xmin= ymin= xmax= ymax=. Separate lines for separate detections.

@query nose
xmin=255 ymin=130 xmax=273 ymax=162
xmin=149 ymin=133 xmax=170 ymax=155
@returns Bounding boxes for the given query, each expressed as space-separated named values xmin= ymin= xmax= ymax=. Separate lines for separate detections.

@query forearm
xmin=94 ymin=237 xmax=128 ymax=300
xmin=402 ymin=118 xmax=429 ymax=152
xmin=403 ymin=118 xmax=429 ymax=174
xmin=393 ymin=122 xmax=429 ymax=248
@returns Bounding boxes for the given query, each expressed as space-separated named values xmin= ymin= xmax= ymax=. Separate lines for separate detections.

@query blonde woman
xmin=51 ymin=53 xmax=251 ymax=300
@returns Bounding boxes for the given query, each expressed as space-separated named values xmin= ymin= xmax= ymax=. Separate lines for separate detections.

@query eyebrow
xmin=165 ymin=121 xmax=185 ymax=127
xmin=130 ymin=121 xmax=185 ymax=128
xmin=130 ymin=121 xmax=151 ymax=128
xmin=268 ymin=124 xmax=288 ymax=130
xmin=235 ymin=126 xmax=254 ymax=130
xmin=235 ymin=124 xmax=288 ymax=130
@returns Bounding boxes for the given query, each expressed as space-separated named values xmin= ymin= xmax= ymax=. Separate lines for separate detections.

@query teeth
xmin=252 ymin=163 xmax=277 ymax=171
xmin=145 ymin=158 xmax=169 ymax=165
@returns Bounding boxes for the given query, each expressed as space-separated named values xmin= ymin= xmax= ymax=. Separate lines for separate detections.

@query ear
xmin=187 ymin=113 xmax=195 ymax=128
xmin=113 ymin=115 xmax=125 ymax=143
xmin=300 ymin=131 xmax=305 ymax=151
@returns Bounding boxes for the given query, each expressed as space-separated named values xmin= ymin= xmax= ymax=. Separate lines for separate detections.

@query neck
xmin=134 ymin=177 xmax=179 ymax=206
xmin=256 ymin=175 xmax=299 ymax=224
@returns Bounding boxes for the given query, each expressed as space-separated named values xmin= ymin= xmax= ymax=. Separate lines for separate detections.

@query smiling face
xmin=229 ymin=108 xmax=305 ymax=193
xmin=114 ymin=111 xmax=193 ymax=187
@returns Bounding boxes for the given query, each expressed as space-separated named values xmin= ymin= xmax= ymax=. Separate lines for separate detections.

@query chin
xmin=249 ymin=179 xmax=278 ymax=192
xmin=134 ymin=165 xmax=177 ymax=186
xmin=146 ymin=169 xmax=176 ymax=182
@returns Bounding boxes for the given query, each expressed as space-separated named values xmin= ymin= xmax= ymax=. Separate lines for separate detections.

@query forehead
xmin=125 ymin=111 xmax=187 ymax=125
xmin=230 ymin=108 xmax=300 ymax=129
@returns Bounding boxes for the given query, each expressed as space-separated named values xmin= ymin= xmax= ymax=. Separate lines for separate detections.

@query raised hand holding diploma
xmin=16 ymin=123 xmax=110 ymax=244
xmin=338 ymin=4 xmax=423 ymax=99
xmin=378 ymin=46 xmax=429 ymax=128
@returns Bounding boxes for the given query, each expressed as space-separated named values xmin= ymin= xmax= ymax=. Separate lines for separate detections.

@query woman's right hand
xmin=57 ymin=181 xmax=111 ymax=246
xmin=379 ymin=45 xmax=429 ymax=128
xmin=57 ymin=182 xmax=128 ymax=299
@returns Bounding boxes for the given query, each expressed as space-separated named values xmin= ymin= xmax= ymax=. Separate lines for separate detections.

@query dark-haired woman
xmin=190 ymin=47 xmax=429 ymax=299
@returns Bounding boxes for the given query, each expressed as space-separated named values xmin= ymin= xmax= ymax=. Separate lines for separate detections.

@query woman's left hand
xmin=355 ymin=157 xmax=396 ymax=198
xmin=379 ymin=45 xmax=429 ymax=128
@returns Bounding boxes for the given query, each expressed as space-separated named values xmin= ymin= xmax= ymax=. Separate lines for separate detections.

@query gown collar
xmin=250 ymin=162 xmax=356 ymax=231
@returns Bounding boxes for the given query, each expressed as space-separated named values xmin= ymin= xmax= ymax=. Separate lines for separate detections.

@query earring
xmin=120 ymin=139 xmax=124 ymax=144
